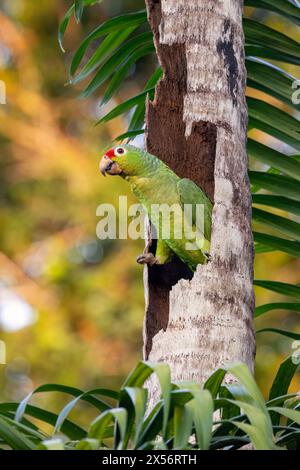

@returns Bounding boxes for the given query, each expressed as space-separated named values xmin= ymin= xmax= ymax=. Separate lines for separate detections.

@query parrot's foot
xmin=136 ymin=253 xmax=159 ymax=266
xmin=204 ymin=251 xmax=211 ymax=262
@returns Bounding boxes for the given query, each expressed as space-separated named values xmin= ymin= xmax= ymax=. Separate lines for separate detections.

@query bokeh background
xmin=0 ymin=0 xmax=299 ymax=416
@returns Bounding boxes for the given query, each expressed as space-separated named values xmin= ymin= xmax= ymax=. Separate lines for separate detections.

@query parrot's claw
xmin=204 ymin=251 xmax=211 ymax=262
xmin=136 ymin=253 xmax=159 ymax=266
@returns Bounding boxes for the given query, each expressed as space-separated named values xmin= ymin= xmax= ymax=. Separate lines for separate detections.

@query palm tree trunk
xmin=143 ymin=0 xmax=255 ymax=393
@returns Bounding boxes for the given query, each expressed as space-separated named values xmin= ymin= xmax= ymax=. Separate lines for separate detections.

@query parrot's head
xmin=99 ymin=144 xmax=145 ymax=178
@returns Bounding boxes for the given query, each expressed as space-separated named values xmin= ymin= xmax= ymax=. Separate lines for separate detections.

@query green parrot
xmin=99 ymin=144 xmax=212 ymax=271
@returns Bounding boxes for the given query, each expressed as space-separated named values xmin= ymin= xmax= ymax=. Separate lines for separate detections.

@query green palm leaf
xmin=244 ymin=0 xmax=300 ymax=25
xmin=255 ymin=302 xmax=300 ymax=317
xmin=253 ymin=232 xmax=300 ymax=258
xmin=248 ymin=98 xmax=300 ymax=151
xmin=246 ymin=58 xmax=299 ymax=111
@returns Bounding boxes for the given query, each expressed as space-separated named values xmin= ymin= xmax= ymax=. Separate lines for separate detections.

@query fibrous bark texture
xmin=144 ymin=0 xmax=255 ymax=390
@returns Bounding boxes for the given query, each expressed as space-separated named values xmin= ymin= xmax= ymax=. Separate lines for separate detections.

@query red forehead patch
xmin=105 ymin=148 xmax=115 ymax=159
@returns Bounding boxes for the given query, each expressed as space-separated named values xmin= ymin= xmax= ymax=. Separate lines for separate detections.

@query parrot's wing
xmin=177 ymin=178 xmax=212 ymax=241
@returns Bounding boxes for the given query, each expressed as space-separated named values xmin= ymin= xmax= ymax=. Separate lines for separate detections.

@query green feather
xmin=177 ymin=178 xmax=212 ymax=241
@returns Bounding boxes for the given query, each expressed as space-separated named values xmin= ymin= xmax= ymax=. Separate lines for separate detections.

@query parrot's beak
xmin=99 ymin=155 xmax=122 ymax=176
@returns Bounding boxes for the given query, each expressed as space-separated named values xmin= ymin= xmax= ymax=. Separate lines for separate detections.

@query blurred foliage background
xmin=0 ymin=0 xmax=299 ymax=417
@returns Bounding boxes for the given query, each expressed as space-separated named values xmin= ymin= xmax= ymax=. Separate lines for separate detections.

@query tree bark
xmin=143 ymin=0 xmax=255 ymax=393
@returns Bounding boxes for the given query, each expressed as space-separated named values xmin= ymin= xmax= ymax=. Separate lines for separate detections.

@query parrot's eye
xmin=115 ymin=147 xmax=125 ymax=156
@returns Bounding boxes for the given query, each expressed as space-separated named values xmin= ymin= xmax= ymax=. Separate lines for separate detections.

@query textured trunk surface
xmin=143 ymin=0 xmax=255 ymax=392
